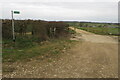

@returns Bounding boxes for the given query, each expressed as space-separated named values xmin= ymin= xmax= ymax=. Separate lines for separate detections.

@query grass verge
xmin=3 ymin=38 xmax=77 ymax=63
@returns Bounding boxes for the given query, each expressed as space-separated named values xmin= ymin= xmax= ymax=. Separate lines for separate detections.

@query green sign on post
xmin=14 ymin=11 xmax=20 ymax=14
xmin=11 ymin=10 xmax=20 ymax=42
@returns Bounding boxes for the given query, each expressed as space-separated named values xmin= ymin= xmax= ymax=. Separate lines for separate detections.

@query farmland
xmin=78 ymin=27 xmax=119 ymax=35
xmin=67 ymin=22 xmax=119 ymax=35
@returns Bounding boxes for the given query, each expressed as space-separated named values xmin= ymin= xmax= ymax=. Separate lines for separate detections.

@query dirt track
xmin=3 ymin=27 xmax=118 ymax=78
xmin=70 ymin=27 xmax=118 ymax=44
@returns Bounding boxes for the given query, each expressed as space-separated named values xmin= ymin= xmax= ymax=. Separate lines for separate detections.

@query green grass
xmin=68 ymin=28 xmax=76 ymax=34
xmin=3 ymin=38 xmax=76 ymax=63
xmin=67 ymin=22 xmax=119 ymax=35
xmin=78 ymin=27 xmax=119 ymax=35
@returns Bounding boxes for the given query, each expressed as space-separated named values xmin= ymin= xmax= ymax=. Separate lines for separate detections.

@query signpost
xmin=11 ymin=10 xmax=20 ymax=42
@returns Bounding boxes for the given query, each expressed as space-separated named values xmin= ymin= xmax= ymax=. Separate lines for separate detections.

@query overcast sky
xmin=1 ymin=0 xmax=119 ymax=23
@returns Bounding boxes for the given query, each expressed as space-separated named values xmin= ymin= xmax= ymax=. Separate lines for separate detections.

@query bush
xmin=2 ymin=20 xmax=12 ymax=39
xmin=2 ymin=19 xmax=70 ymax=41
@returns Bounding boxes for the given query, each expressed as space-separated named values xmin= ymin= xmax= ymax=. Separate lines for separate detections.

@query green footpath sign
xmin=14 ymin=11 xmax=20 ymax=14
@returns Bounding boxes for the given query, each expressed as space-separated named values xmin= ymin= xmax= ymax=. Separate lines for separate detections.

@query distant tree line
xmin=2 ymin=19 xmax=69 ymax=41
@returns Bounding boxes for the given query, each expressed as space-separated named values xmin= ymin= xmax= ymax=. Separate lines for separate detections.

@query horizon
xmin=1 ymin=18 xmax=118 ymax=24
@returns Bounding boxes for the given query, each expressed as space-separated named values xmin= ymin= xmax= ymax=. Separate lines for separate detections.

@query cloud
xmin=1 ymin=1 xmax=118 ymax=23
xmin=0 ymin=0 xmax=119 ymax=2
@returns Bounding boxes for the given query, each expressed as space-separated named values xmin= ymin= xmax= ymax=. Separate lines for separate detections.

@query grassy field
xmin=78 ymin=27 xmax=119 ymax=35
xmin=67 ymin=22 xmax=119 ymax=35
xmin=3 ymin=37 xmax=77 ymax=63
xmin=67 ymin=22 xmax=118 ymax=28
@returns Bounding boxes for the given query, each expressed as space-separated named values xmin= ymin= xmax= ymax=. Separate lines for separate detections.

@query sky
xmin=0 ymin=0 xmax=119 ymax=23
